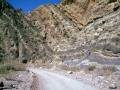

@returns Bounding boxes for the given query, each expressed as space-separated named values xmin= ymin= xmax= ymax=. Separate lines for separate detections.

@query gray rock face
xmin=0 ymin=0 xmax=120 ymax=64
xmin=27 ymin=0 xmax=120 ymax=63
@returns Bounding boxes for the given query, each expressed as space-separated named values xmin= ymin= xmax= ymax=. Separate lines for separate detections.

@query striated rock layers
xmin=0 ymin=0 xmax=120 ymax=63
xmin=27 ymin=0 xmax=120 ymax=63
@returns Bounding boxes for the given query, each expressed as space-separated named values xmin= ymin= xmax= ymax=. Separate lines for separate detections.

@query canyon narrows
xmin=0 ymin=0 xmax=120 ymax=90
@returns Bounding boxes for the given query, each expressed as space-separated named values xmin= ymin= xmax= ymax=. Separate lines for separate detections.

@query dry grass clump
xmin=88 ymin=65 xmax=96 ymax=71
xmin=0 ymin=65 xmax=14 ymax=74
xmin=60 ymin=65 xmax=80 ymax=72
xmin=84 ymin=65 xmax=97 ymax=74
xmin=31 ymin=60 xmax=53 ymax=69
xmin=101 ymin=65 xmax=118 ymax=76
xmin=95 ymin=65 xmax=118 ymax=76
xmin=84 ymin=64 xmax=118 ymax=76
xmin=0 ymin=60 xmax=27 ymax=75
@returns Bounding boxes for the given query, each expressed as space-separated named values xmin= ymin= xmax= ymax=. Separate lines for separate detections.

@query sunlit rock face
xmin=27 ymin=0 xmax=120 ymax=62
xmin=1 ymin=0 xmax=120 ymax=63
xmin=0 ymin=0 xmax=52 ymax=62
xmin=60 ymin=0 xmax=120 ymax=25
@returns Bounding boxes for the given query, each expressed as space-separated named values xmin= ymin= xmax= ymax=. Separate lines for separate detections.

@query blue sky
xmin=7 ymin=0 xmax=61 ymax=13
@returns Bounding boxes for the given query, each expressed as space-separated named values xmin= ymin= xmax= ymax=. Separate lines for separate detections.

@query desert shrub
xmin=60 ymin=65 xmax=80 ymax=72
xmin=103 ymin=65 xmax=117 ymax=72
xmin=0 ymin=60 xmax=26 ymax=74
xmin=97 ymin=65 xmax=118 ymax=76
xmin=13 ymin=64 xmax=26 ymax=71
xmin=88 ymin=65 xmax=96 ymax=71
xmin=0 ymin=65 xmax=15 ymax=74
xmin=84 ymin=65 xmax=97 ymax=73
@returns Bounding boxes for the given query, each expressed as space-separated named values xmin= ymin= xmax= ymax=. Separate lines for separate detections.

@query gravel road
xmin=30 ymin=68 xmax=100 ymax=90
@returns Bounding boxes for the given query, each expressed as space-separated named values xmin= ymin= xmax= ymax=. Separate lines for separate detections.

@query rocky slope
xmin=0 ymin=0 xmax=120 ymax=90
xmin=27 ymin=0 xmax=120 ymax=63
xmin=26 ymin=1 xmax=120 ymax=89
xmin=0 ymin=0 xmax=120 ymax=65
xmin=26 ymin=3 xmax=120 ymax=90
xmin=0 ymin=0 xmax=53 ymax=62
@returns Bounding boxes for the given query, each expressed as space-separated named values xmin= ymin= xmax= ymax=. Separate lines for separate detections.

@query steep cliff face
xmin=60 ymin=0 xmax=120 ymax=25
xmin=1 ymin=0 xmax=120 ymax=64
xmin=0 ymin=0 xmax=52 ymax=62
xmin=27 ymin=0 xmax=120 ymax=63
xmin=0 ymin=1 xmax=120 ymax=89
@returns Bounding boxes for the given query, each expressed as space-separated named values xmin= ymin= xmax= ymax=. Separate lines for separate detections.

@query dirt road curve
xmin=30 ymin=69 xmax=100 ymax=90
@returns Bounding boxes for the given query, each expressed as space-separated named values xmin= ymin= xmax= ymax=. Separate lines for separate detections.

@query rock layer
xmin=27 ymin=0 xmax=120 ymax=62
xmin=0 ymin=0 xmax=120 ymax=63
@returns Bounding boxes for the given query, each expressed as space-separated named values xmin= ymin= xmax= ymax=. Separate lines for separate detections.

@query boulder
xmin=67 ymin=71 xmax=73 ymax=74
xmin=109 ymin=84 xmax=117 ymax=89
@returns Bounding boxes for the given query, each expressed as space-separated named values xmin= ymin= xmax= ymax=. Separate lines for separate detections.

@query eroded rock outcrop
xmin=60 ymin=0 xmax=120 ymax=25
xmin=0 ymin=0 xmax=52 ymax=62
xmin=27 ymin=0 xmax=120 ymax=62
xmin=0 ymin=0 xmax=120 ymax=63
